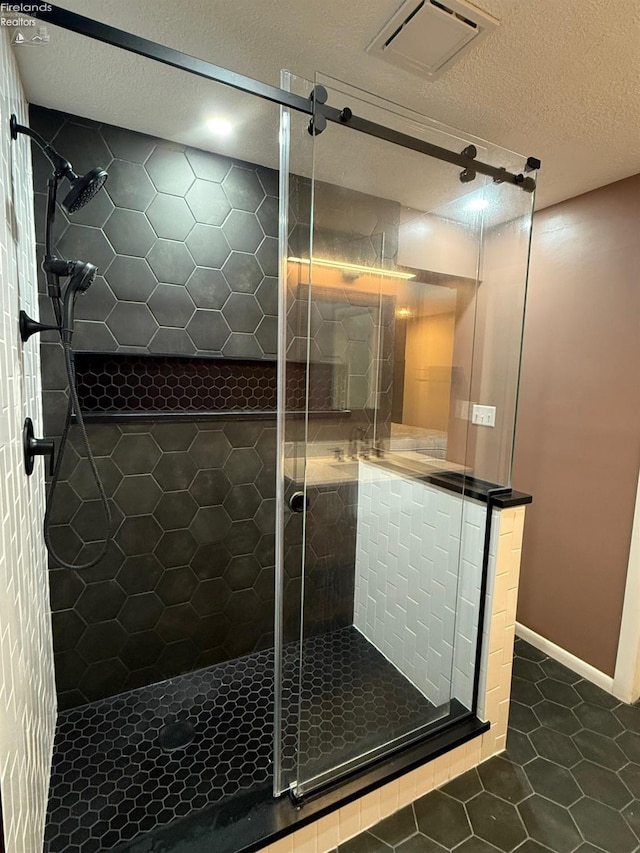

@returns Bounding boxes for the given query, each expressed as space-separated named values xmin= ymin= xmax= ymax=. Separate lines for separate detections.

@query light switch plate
xmin=471 ymin=404 xmax=496 ymax=427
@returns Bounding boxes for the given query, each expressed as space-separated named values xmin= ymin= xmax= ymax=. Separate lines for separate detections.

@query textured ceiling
xmin=12 ymin=0 xmax=640 ymax=210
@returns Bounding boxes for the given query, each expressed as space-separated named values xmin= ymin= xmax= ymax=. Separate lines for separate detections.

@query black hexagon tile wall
xmin=31 ymin=104 xmax=397 ymax=709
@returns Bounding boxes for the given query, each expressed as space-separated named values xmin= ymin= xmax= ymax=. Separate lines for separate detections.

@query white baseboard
xmin=515 ymin=622 xmax=615 ymax=695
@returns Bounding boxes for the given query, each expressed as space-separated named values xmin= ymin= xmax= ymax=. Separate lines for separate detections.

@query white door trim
xmin=613 ymin=468 xmax=640 ymax=703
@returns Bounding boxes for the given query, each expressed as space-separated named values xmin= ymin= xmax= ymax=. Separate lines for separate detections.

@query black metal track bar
xmin=27 ymin=4 xmax=537 ymax=192
xmin=27 ymin=4 xmax=313 ymax=114
xmin=327 ymin=108 xmax=537 ymax=191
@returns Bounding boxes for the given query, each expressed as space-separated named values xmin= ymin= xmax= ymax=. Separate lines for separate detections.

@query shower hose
xmin=43 ymin=337 xmax=113 ymax=570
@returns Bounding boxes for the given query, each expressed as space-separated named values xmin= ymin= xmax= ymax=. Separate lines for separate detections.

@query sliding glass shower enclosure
xmin=275 ymin=72 xmax=535 ymax=798
xmin=16 ymin=9 xmax=536 ymax=848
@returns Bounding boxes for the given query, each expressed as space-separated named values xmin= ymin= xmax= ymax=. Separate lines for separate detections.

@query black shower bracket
xmin=24 ymin=3 xmax=540 ymax=193
xmin=19 ymin=309 xmax=60 ymax=342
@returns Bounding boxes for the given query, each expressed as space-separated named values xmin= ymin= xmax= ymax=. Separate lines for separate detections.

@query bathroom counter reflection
xmin=283 ymin=437 xmax=463 ymax=487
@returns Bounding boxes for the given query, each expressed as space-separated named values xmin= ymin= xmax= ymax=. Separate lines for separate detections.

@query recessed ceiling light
xmin=206 ymin=118 xmax=233 ymax=136
xmin=466 ymin=197 xmax=489 ymax=211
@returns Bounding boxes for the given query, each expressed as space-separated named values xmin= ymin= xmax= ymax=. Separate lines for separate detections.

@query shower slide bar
xmin=28 ymin=4 xmax=539 ymax=192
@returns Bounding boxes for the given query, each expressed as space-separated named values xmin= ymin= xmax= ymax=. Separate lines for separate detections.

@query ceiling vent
xmin=367 ymin=0 xmax=499 ymax=80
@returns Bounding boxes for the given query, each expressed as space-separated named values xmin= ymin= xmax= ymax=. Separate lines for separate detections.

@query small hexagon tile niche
xmin=74 ymin=353 xmax=339 ymax=414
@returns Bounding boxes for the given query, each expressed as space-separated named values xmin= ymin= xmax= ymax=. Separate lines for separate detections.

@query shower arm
xmin=10 ymin=115 xmax=77 ymax=181
xmin=10 ymin=115 xmax=74 ymax=321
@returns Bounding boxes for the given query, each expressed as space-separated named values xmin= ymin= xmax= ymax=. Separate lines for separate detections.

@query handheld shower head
xmin=45 ymin=256 xmax=112 ymax=570
xmin=68 ymin=260 xmax=98 ymax=294
xmin=58 ymin=260 xmax=98 ymax=342
xmin=11 ymin=114 xmax=113 ymax=570
xmin=63 ymin=167 xmax=109 ymax=213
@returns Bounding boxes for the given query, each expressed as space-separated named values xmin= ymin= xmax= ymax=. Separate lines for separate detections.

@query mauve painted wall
xmin=513 ymin=173 xmax=640 ymax=676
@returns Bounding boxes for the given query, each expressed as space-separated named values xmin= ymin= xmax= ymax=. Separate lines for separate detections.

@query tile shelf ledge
xmin=73 ymin=351 xmax=349 ymax=418
xmin=74 ymin=409 xmax=352 ymax=423
xmin=73 ymin=349 xmax=279 ymax=363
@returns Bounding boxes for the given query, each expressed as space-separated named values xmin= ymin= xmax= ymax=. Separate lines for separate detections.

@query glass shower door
xmin=275 ymin=72 xmax=533 ymax=799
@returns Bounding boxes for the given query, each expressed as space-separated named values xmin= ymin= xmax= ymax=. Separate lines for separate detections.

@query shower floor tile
xmin=43 ymin=626 xmax=437 ymax=853
xmin=282 ymin=627 xmax=442 ymax=785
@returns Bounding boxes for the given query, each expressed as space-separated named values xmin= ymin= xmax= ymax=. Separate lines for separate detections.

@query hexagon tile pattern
xmin=280 ymin=626 xmax=438 ymax=784
xmin=49 ymin=419 xmax=360 ymax=710
xmin=44 ymin=647 xmax=274 ymax=853
xmin=74 ymin=352 xmax=343 ymax=413
xmin=49 ymin=420 xmax=278 ymax=710
xmin=29 ymin=104 xmax=280 ymax=361
xmin=43 ymin=626 xmax=434 ymax=853
xmin=335 ymin=637 xmax=640 ymax=853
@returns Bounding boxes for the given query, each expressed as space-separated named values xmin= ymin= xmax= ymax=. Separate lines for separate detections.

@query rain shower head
xmin=62 ymin=167 xmax=109 ymax=213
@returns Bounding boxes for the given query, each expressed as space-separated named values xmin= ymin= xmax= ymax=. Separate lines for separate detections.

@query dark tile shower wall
xmin=30 ymin=104 xmax=283 ymax=708
xmin=30 ymin=105 xmax=279 ymax=364
xmin=282 ymin=479 xmax=359 ymax=646
xmin=31 ymin=105 xmax=400 ymax=708
xmin=49 ymin=420 xmax=276 ymax=709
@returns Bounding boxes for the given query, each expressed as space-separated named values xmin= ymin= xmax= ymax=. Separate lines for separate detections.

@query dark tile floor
xmin=43 ymin=626 xmax=435 ymax=853
xmin=285 ymin=627 xmax=440 ymax=784
xmin=336 ymin=636 xmax=640 ymax=853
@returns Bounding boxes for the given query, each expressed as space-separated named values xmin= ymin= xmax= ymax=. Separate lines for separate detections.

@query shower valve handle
xmin=23 ymin=418 xmax=55 ymax=477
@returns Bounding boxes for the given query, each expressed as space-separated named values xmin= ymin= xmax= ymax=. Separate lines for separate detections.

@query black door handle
xmin=288 ymin=491 xmax=309 ymax=513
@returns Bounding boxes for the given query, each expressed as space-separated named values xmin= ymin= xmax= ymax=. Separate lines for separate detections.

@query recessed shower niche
xmin=15 ymin=14 xmax=536 ymax=852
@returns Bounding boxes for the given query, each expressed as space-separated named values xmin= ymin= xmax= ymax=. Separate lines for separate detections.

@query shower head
xmin=10 ymin=114 xmax=108 ymax=212
xmin=11 ymin=114 xmax=108 ymax=321
xmin=62 ymin=167 xmax=109 ymax=213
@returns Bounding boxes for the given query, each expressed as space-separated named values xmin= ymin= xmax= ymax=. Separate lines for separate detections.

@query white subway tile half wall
xmin=353 ymin=462 xmax=488 ymax=709
xmin=0 ymin=28 xmax=56 ymax=853
xmin=261 ymin=504 xmax=525 ymax=853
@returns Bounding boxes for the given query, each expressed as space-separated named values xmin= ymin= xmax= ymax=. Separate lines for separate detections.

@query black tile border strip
xmin=73 ymin=350 xmax=278 ymax=363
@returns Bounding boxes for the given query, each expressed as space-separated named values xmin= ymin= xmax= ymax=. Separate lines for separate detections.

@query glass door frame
xmin=275 ymin=73 xmax=537 ymax=799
